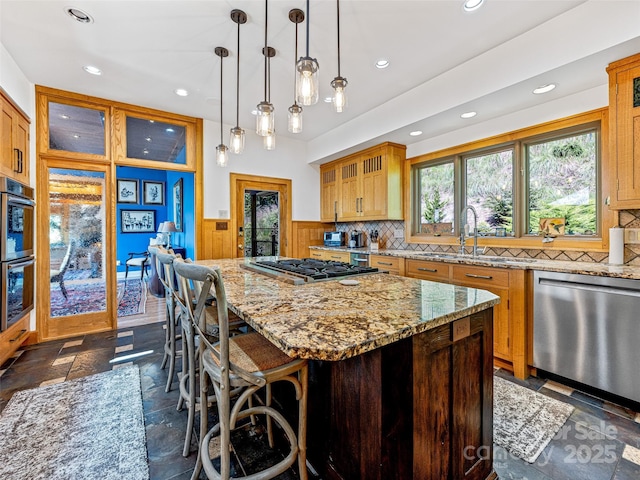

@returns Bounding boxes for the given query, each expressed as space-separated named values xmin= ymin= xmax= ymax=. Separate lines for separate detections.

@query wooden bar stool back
xmin=172 ymin=259 xmax=308 ymax=480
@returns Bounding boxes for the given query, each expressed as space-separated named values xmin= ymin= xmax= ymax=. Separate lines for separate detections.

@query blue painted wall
xmin=116 ymin=166 xmax=194 ymax=271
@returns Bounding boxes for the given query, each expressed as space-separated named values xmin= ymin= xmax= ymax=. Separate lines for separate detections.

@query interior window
xmin=126 ymin=116 xmax=186 ymax=164
xmin=526 ymin=130 xmax=598 ymax=236
xmin=417 ymin=161 xmax=455 ymax=235
xmin=48 ymin=102 xmax=106 ymax=155
xmin=464 ymin=149 xmax=514 ymax=236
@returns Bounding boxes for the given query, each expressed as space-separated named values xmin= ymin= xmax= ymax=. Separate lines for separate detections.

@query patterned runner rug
xmin=494 ymin=375 xmax=574 ymax=463
xmin=0 ymin=366 xmax=149 ymax=479
xmin=50 ymin=279 xmax=146 ymax=317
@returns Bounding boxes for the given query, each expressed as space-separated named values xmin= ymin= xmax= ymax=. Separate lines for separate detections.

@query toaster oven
xmin=323 ymin=231 xmax=345 ymax=247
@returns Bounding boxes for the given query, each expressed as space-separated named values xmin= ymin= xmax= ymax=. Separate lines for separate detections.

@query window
xmin=409 ymin=117 xmax=601 ymax=240
xmin=417 ymin=161 xmax=454 ymax=235
xmin=464 ymin=149 xmax=514 ymax=235
xmin=526 ymin=130 xmax=597 ymax=236
xmin=48 ymin=102 xmax=106 ymax=155
xmin=126 ymin=116 xmax=186 ymax=164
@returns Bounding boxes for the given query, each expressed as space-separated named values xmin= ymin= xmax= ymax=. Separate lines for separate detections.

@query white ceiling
xmin=2 ymin=0 xmax=640 ymax=163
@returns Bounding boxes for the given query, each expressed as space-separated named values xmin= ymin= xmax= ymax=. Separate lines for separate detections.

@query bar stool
xmin=172 ymin=259 xmax=308 ymax=480
xmin=152 ymin=247 xmax=181 ymax=393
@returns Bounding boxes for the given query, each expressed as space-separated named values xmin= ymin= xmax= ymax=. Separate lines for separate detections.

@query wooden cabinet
xmin=405 ymin=258 xmax=451 ymax=282
xmin=0 ymin=314 xmax=30 ymax=367
xmin=607 ymin=53 xmax=640 ymax=209
xmin=404 ymin=258 xmax=528 ymax=379
xmin=307 ymin=309 xmax=495 ymax=480
xmin=320 ymin=163 xmax=338 ymax=222
xmin=308 ymin=248 xmax=350 ymax=263
xmin=320 ymin=142 xmax=406 ymax=223
xmin=0 ymin=90 xmax=30 ymax=184
xmin=370 ymin=254 xmax=405 ymax=276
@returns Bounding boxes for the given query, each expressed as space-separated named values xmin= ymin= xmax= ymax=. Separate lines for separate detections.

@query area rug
xmin=50 ymin=279 xmax=146 ymax=318
xmin=0 ymin=365 xmax=149 ymax=479
xmin=494 ymin=376 xmax=574 ymax=463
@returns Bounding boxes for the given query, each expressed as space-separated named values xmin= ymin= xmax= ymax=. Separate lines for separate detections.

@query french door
xmin=37 ymin=159 xmax=115 ymax=341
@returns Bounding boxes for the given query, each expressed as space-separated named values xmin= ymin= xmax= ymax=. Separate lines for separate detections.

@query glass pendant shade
xmin=331 ymin=76 xmax=348 ymax=113
xmin=216 ymin=144 xmax=229 ymax=167
xmin=229 ymin=126 xmax=245 ymax=154
xmin=263 ymin=132 xmax=276 ymax=150
xmin=288 ymin=104 xmax=303 ymax=133
xmin=296 ymin=57 xmax=320 ymax=105
xmin=256 ymin=101 xmax=274 ymax=136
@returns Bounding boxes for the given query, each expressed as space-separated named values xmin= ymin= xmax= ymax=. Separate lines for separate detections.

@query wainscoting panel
xmin=291 ymin=221 xmax=331 ymax=259
xmin=201 ymin=219 xmax=234 ymax=260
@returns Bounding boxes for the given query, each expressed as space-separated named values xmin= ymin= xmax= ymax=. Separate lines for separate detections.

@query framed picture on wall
xmin=142 ymin=180 xmax=164 ymax=205
xmin=120 ymin=210 xmax=156 ymax=233
xmin=173 ymin=178 xmax=183 ymax=232
xmin=117 ymin=179 xmax=138 ymax=204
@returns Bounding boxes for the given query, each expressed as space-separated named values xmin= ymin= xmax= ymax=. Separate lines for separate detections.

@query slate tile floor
xmin=1 ymin=322 xmax=640 ymax=480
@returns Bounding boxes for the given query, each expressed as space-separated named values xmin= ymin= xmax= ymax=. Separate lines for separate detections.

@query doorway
xmin=231 ymin=174 xmax=292 ymax=258
xmin=244 ymin=190 xmax=279 ymax=257
xmin=38 ymin=162 xmax=114 ymax=341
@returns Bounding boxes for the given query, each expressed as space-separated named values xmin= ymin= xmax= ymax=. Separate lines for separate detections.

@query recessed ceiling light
xmin=145 ymin=137 xmax=152 ymax=142
xmin=409 ymin=130 xmax=423 ymax=137
xmin=66 ymin=7 xmax=93 ymax=23
xmin=463 ymin=0 xmax=484 ymax=12
xmin=533 ymin=84 xmax=556 ymax=94
xmin=72 ymin=134 xmax=80 ymax=139
xmin=375 ymin=59 xmax=389 ymax=69
xmin=174 ymin=88 xmax=189 ymax=97
xmin=324 ymin=96 xmax=333 ymax=103
xmin=461 ymin=111 xmax=477 ymax=119
xmin=165 ymin=128 xmax=174 ymax=133
xmin=83 ymin=65 xmax=102 ymax=76
xmin=60 ymin=114 xmax=70 ymax=119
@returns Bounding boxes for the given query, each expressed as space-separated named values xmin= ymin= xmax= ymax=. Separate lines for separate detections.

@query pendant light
xmin=296 ymin=0 xmax=319 ymax=106
xmin=288 ymin=8 xmax=304 ymax=133
xmin=215 ymin=46 xmax=229 ymax=167
xmin=256 ymin=0 xmax=274 ymax=137
xmin=263 ymin=46 xmax=276 ymax=150
xmin=229 ymin=9 xmax=247 ymax=154
xmin=331 ymin=0 xmax=347 ymax=113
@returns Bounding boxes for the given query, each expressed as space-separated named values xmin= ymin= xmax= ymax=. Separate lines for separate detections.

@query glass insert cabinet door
xmin=45 ymin=166 xmax=113 ymax=339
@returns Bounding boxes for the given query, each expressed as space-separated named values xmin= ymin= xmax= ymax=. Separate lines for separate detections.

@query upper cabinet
xmin=608 ymin=52 xmax=640 ymax=209
xmin=320 ymin=142 xmax=406 ymax=222
xmin=0 ymin=89 xmax=30 ymax=185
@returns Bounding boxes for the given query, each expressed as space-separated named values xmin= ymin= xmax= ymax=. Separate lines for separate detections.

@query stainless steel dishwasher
xmin=533 ymin=270 xmax=640 ymax=403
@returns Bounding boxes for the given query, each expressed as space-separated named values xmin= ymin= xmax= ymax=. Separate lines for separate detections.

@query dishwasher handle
xmin=538 ymin=277 xmax=640 ymax=298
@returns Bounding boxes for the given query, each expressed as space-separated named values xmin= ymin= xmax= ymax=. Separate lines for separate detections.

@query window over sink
xmin=409 ymin=111 xmax=603 ymax=244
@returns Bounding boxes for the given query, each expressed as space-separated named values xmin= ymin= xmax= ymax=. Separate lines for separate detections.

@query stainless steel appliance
xmin=243 ymin=258 xmax=380 ymax=285
xmin=350 ymin=252 xmax=369 ymax=267
xmin=349 ymin=231 xmax=365 ymax=248
xmin=1 ymin=177 xmax=35 ymax=332
xmin=324 ymin=231 xmax=345 ymax=247
xmin=533 ymin=270 xmax=640 ymax=403
xmin=1 ymin=177 xmax=35 ymax=261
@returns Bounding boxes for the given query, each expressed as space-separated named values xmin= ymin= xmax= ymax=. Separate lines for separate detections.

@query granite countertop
xmin=197 ymin=258 xmax=499 ymax=361
xmin=309 ymin=246 xmax=640 ymax=280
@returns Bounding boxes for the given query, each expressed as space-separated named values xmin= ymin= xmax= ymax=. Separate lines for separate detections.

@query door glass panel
xmin=49 ymin=168 xmax=106 ymax=317
xmin=126 ymin=116 xmax=186 ymax=164
xmin=244 ymin=190 xmax=279 ymax=257
xmin=48 ymin=102 xmax=106 ymax=155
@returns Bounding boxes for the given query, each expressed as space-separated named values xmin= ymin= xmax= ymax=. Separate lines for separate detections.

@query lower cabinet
xmin=370 ymin=254 xmax=405 ymax=275
xmin=0 ymin=314 xmax=30 ymax=366
xmin=405 ymin=258 xmax=528 ymax=379
xmin=308 ymin=248 xmax=350 ymax=263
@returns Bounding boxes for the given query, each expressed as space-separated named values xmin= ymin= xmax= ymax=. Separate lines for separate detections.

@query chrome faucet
xmin=460 ymin=205 xmax=479 ymax=257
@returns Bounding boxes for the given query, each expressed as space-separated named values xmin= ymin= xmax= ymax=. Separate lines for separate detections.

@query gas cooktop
xmin=243 ymin=258 xmax=380 ymax=284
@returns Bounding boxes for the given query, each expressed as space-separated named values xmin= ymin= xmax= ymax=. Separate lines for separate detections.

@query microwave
xmin=324 ymin=231 xmax=345 ymax=247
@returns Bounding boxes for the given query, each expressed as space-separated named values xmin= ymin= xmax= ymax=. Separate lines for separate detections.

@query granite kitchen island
xmin=199 ymin=257 xmax=500 ymax=480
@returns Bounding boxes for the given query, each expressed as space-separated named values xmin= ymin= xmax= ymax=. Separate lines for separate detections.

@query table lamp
xmin=159 ymin=221 xmax=178 ymax=249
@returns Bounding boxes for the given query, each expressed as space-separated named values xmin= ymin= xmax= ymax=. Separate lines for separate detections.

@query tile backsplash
xmin=336 ymin=209 xmax=640 ymax=266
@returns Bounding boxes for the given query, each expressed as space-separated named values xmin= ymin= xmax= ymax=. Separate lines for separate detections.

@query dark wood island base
xmin=307 ymin=309 xmax=495 ymax=480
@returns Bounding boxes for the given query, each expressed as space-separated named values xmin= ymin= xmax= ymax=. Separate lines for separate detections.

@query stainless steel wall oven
xmin=1 ymin=177 xmax=35 ymax=331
